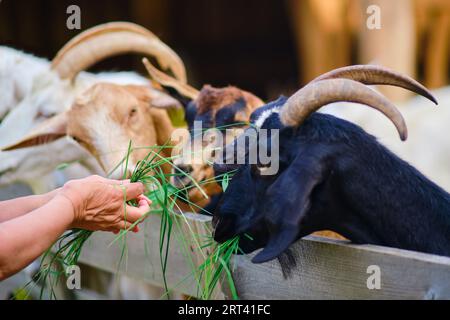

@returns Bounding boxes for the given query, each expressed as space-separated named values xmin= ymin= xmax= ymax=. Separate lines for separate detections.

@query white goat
xmin=0 ymin=22 xmax=186 ymax=193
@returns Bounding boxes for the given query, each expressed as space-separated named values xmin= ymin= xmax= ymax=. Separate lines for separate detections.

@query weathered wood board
xmin=232 ymin=236 xmax=450 ymax=300
xmin=76 ymin=214 xmax=450 ymax=300
xmin=0 ymin=272 xmax=28 ymax=300
xmin=2 ymin=214 xmax=450 ymax=300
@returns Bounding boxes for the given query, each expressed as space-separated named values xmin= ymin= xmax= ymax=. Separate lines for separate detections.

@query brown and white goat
xmin=3 ymin=82 xmax=181 ymax=178
xmin=0 ymin=22 xmax=187 ymax=193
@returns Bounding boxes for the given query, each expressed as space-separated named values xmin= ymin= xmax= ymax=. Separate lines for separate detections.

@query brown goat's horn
xmin=279 ymin=79 xmax=408 ymax=141
xmin=51 ymin=22 xmax=186 ymax=82
xmin=312 ymin=65 xmax=437 ymax=104
xmin=142 ymin=57 xmax=200 ymax=100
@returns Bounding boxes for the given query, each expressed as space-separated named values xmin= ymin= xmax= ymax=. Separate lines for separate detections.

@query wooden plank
xmin=0 ymin=272 xmax=28 ymax=300
xmin=77 ymin=212 xmax=213 ymax=298
xmin=232 ymin=236 xmax=450 ymax=300
xmin=77 ymin=212 xmax=450 ymax=300
xmin=0 ymin=268 xmax=110 ymax=300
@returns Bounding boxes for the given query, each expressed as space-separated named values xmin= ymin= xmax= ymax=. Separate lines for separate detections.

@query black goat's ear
xmin=251 ymin=145 xmax=331 ymax=264
xmin=252 ymin=225 xmax=299 ymax=264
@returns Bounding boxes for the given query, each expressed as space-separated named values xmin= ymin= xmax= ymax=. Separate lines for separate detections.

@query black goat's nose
xmin=177 ymin=164 xmax=193 ymax=175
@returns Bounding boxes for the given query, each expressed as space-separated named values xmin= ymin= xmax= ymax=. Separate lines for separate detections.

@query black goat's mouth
xmin=213 ymin=215 xmax=254 ymax=242
xmin=213 ymin=217 xmax=237 ymax=243
xmin=214 ymin=216 xmax=256 ymax=244
xmin=213 ymin=223 xmax=263 ymax=255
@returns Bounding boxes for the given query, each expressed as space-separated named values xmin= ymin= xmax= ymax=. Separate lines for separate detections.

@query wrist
xmin=51 ymin=194 xmax=77 ymax=229
xmin=40 ymin=188 xmax=60 ymax=204
xmin=60 ymin=182 xmax=85 ymax=228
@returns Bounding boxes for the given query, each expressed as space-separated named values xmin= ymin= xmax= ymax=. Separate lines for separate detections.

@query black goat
xmin=212 ymin=65 xmax=449 ymax=264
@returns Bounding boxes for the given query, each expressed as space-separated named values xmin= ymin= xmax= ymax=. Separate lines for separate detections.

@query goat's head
xmin=143 ymin=59 xmax=264 ymax=207
xmin=1 ymin=22 xmax=186 ymax=142
xmin=212 ymin=65 xmax=437 ymax=263
xmin=0 ymin=22 xmax=187 ymax=185
xmin=2 ymin=83 xmax=181 ymax=178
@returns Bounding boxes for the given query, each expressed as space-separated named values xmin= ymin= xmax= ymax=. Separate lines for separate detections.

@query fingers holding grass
xmin=123 ymin=182 xmax=146 ymax=200
xmin=113 ymin=194 xmax=152 ymax=234
xmin=124 ymin=195 xmax=152 ymax=222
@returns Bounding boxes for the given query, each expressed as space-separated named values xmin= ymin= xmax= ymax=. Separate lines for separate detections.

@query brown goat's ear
xmin=142 ymin=57 xmax=199 ymax=101
xmin=1 ymin=112 xmax=68 ymax=151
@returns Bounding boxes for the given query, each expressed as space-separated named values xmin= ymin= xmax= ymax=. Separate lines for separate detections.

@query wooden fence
xmin=1 ymin=213 xmax=450 ymax=300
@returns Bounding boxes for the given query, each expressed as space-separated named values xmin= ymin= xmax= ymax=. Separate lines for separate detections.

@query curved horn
xmin=279 ymin=79 xmax=408 ymax=141
xmin=142 ymin=58 xmax=199 ymax=100
xmin=312 ymin=65 xmax=437 ymax=104
xmin=51 ymin=22 xmax=186 ymax=82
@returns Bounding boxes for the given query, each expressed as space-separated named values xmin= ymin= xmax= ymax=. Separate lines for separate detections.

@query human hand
xmin=58 ymin=175 xmax=151 ymax=233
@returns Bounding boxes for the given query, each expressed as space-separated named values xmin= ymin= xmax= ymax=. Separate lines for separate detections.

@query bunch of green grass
xmin=124 ymin=144 xmax=242 ymax=300
xmin=195 ymin=235 xmax=241 ymax=299
xmin=23 ymin=131 xmax=243 ymax=300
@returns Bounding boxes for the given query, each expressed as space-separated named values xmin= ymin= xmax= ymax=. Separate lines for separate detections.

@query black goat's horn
xmin=311 ymin=65 xmax=437 ymax=105
xmin=279 ymin=78 xmax=408 ymax=141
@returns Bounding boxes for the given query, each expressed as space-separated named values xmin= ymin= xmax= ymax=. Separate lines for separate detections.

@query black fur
xmin=213 ymin=96 xmax=450 ymax=263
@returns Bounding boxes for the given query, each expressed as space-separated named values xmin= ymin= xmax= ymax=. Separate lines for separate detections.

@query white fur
xmin=84 ymin=107 xmax=136 ymax=178
xmin=254 ymin=107 xmax=280 ymax=128
xmin=0 ymin=46 xmax=49 ymax=120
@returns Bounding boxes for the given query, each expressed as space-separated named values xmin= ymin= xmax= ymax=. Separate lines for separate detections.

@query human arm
xmin=0 ymin=188 xmax=61 ymax=223
xmin=0 ymin=176 xmax=151 ymax=280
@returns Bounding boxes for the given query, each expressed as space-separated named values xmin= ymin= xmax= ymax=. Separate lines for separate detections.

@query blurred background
xmin=1 ymin=0 xmax=448 ymax=102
